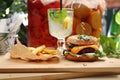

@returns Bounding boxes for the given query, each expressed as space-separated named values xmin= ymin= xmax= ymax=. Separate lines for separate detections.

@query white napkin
xmin=7 ymin=12 xmax=24 ymax=33
xmin=0 ymin=12 xmax=24 ymax=33
xmin=0 ymin=19 xmax=9 ymax=33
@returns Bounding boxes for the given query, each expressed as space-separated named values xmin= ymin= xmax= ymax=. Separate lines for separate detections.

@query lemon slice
xmin=63 ymin=17 xmax=70 ymax=30
xmin=115 ymin=10 xmax=120 ymax=25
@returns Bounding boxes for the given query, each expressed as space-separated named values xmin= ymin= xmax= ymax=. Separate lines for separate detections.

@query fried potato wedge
xmin=73 ymin=4 xmax=91 ymax=19
xmin=91 ymin=28 xmax=102 ymax=38
xmin=88 ymin=10 xmax=102 ymax=30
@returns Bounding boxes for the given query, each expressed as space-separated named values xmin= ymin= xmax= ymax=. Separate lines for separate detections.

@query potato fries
xmin=10 ymin=39 xmax=59 ymax=61
xmin=32 ymin=45 xmax=46 ymax=54
xmin=43 ymin=49 xmax=57 ymax=54
xmin=28 ymin=47 xmax=35 ymax=52
xmin=29 ymin=45 xmax=58 ymax=56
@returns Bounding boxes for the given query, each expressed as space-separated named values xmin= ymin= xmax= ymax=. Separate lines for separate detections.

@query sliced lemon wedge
xmin=63 ymin=17 xmax=70 ymax=30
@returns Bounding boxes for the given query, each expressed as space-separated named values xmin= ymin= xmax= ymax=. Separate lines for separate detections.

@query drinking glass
xmin=48 ymin=8 xmax=73 ymax=52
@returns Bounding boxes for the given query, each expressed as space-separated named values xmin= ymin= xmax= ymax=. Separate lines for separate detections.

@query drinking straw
xmin=60 ymin=0 xmax=62 ymax=10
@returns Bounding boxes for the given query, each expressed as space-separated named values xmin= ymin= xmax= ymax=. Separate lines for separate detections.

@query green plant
xmin=0 ymin=0 xmax=28 ymax=46
xmin=0 ymin=0 xmax=27 ymax=19
xmin=0 ymin=0 xmax=13 ymax=19
xmin=100 ymin=35 xmax=120 ymax=58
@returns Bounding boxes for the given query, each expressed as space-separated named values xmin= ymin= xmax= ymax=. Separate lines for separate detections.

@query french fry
xmin=43 ymin=48 xmax=57 ymax=54
xmin=32 ymin=45 xmax=46 ymax=54
xmin=36 ymin=52 xmax=42 ymax=56
xmin=28 ymin=47 xmax=35 ymax=52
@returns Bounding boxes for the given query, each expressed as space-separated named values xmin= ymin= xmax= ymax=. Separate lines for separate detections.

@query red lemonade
xmin=28 ymin=0 xmax=60 ymax=48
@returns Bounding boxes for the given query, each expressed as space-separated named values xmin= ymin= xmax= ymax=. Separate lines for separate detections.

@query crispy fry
xmin=32 ymin=45 xmax=46 ymax=54
xmin=43 ymin=48 xmax=57 ymax=54
xmin=36 ymin=52 xmax=42 ymax=56
xmin=28 ymin=47 xmax=35 ymax=52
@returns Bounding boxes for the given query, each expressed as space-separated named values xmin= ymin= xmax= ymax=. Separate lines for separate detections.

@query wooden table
xmin=0 ymin=53 xmax=120 ymax=80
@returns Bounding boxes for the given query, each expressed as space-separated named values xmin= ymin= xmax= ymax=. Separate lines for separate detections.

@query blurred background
xmin=0 ymin=0 xmax=119 ymax=46
xmin=0 ymin=0 xmax=27 ymax=46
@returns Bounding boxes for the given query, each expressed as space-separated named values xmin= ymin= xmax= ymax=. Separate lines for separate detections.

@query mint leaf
xmin=95 ymin=50 xmax=106 ymax=58
xmin=100 ymin=35 xmax=120 ymax=58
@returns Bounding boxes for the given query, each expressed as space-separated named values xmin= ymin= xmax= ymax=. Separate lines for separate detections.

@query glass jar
xmin=63 ymin=0 xmax=106 ymax=38
xmin=27 ymin=0 xmax=60 ymax=48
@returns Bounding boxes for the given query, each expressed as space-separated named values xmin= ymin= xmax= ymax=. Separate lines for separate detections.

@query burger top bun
xmin=66 ymin=35 xmax=99 ymax=46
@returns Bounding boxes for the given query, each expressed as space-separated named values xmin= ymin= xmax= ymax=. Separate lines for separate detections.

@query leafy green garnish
xmin=49 ymin=9 xmax=67 ymax=22
xmin=77 ymin=34 xmax=93 ymax=40
xmin=95 ymin=50 xmax=106 ymax=58
xmin=100 ymin=35 xmax=120 ymax=58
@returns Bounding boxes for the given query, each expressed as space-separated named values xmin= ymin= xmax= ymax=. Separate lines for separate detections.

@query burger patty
xmin=77 ymin=47 xmax=95 ymax=55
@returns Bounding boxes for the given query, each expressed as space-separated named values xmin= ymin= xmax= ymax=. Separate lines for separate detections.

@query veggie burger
xmin=63 ymin=34 xmax=100 ymax=62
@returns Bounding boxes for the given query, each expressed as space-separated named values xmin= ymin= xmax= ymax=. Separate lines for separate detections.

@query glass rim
xmin=48 ymin=8 xmax=73 ymax=11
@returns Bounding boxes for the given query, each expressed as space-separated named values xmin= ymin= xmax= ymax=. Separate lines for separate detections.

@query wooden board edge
xmin=1 ymin=67 xmax=120 ymax=73
xmin=1 ymin=72 xmax=120 ymax=80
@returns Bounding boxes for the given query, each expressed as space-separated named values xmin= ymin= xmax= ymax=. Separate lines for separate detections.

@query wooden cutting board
xmin=1 ymin=72 xmax=120 ymax=80
xmin=0 ymin=53 xmax=120 ymax=73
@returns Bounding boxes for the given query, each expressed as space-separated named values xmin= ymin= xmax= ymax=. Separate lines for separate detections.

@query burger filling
xmin=68 ymin=43 xmax=79 ymax=49
xmin=64 ymin=43 xmax=99 ymax=56
xmin=77 ymin=47 xmax=95 ymax=55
